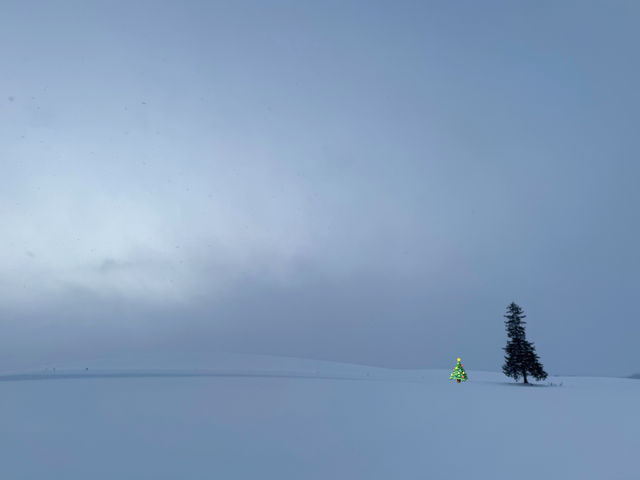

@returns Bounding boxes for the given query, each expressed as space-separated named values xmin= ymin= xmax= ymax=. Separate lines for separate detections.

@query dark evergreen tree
xmin=502 ymin=302 xmax=547 ymax=384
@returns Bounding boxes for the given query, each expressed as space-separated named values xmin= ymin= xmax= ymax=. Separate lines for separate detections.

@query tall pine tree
xmin=502 ymin=302 xmax=548 ymax=384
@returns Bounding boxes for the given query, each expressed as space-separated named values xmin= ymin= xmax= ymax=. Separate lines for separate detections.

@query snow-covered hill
xmin=1 ymin=354 xmax=637 ymax=479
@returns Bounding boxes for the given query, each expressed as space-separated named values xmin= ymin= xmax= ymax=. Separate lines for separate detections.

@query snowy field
xmin=1 ymin=354 xmax=637 ymax=479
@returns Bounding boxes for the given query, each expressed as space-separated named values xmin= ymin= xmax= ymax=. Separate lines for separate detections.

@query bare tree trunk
xmin=523 ymin=371 xmax=528 ymax=384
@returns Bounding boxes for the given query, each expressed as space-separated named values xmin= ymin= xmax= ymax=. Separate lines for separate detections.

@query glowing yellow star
xmin=457 ymin=358 xmax=461 ymax=362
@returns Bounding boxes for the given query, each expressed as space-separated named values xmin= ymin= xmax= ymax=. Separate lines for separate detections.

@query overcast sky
xmin=1 ymin=0 xmax=638 ymax=376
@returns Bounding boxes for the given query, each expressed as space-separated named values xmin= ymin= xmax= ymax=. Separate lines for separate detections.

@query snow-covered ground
xmin=1 ymin=354 xmax=637 ymax=479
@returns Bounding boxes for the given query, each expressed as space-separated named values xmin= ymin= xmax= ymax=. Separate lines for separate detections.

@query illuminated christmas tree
xmin=449 ymin=357 xmax=468 ymax=383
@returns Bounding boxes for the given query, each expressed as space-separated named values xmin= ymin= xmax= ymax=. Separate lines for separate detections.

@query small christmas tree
xmin=449 ymin=357 xmax=468 ymax=383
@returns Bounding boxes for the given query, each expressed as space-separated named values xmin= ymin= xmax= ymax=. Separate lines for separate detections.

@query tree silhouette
xmin=502 ymin=302 xmax=548 ymax=384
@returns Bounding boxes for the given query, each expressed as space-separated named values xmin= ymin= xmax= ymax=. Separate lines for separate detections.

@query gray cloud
xmin=0 ymin=0 xmax=638 ymax=376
